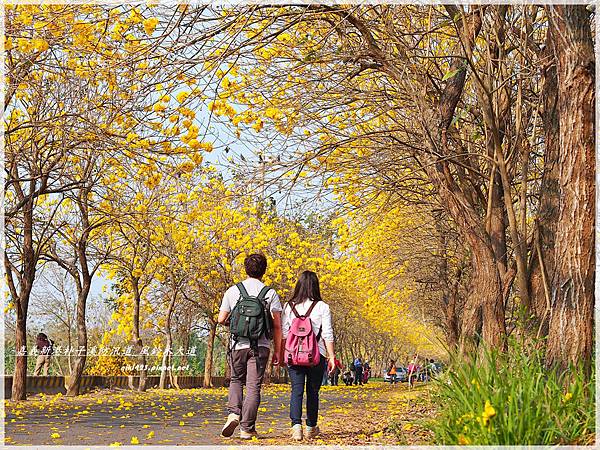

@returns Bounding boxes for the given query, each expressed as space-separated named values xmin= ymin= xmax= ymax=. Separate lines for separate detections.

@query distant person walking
xmin=407 ymin=354 xmax=419 ymax=388
xmin=218 ymin=254 xmax=283 ymax=440
xmin=387 ymin=359 xmax=398 ymax=385
xmin=362 ymin=361 xmax=371 ymax=384
xmin=342 ymin=368 xmax=353 ymax=386
xmin=321 ymin=365 xmax=329 ymax=386
xmin=33 ymin=333 xmax=54 ymax=376
xmin=281 ymin=271 xmax=336 ymax=441
xmin=426 ymin=358 xmax=437 ymax=380
xmin=329 ymin=357 xmax=342 ymax=386
xmin=353 ymin=357 xmax=363 ymax=385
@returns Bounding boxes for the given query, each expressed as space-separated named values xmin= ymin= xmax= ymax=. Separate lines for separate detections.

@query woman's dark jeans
xmin=287 ymin=356 xmax=327 ymax=426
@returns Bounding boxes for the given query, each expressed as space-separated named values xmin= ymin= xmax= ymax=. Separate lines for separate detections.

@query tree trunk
xmin=7 ymin=198 xmax=36 ymax=401
xmin=545 ymin=5 xmax=595 ymax=370
xmin=180 ymin=321 xmax=191 ymax=368
xmin=488 ymin=171 xmax=509 ymax=281
xmin=484 ymin=7 xmax=509 ymax=287
xmin=472 ymin=7 xmax=529 ymax=313
xmin=66 ymin=192 xmax=95 ymax=397
xmin=225 ymin=354 xmax=232 ymax=381
xmin=529 ymin=28 xmax=560 ymax=335
xmin=159 ymin=342 xmax=171 ymax=389
xmin=203 ymin=320 xmax=217 ymax=388
xmin=445 ymin=267 xmax=462 ymax=349
xmin=435 ymin=218 xmax=462 ymax=349
xmin=418 ymin=6 xmax=506 ymax=352
xmin=160 ymin=289 xmax=177 ymax=389
xmin=459 ymin=198 xmax=506 ymax=339
xmin=131 ymin=277 xmax=147 ymax=392
xmin=12 ymin=305 xmax=28 ymax=400
xmin=66 ymin=279 xmax=91 ymax=396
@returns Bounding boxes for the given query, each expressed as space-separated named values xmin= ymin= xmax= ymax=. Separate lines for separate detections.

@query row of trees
xmin=189 ymin=4 xmax=594 ymax=368
xmin=4 ymin=4 xmax=440 ymax=400
xmin=6 ymin=3 xmax=593 ymax=401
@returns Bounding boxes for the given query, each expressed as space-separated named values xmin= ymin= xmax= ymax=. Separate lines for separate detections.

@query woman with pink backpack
xmin=281 ymin=270 xmax=335 ymax=441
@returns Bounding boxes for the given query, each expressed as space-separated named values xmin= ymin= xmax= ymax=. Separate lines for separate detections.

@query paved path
xmin=4 ymin=381 xmax=433 ymax=446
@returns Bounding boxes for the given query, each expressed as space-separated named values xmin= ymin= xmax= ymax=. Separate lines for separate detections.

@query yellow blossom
xmin=458 ymin=434 xmax=471 ymax=445
xmin=482 ymin=400 xmax=496 ymax=426
xmin=143 ymin=18 xmax=159 ymax=35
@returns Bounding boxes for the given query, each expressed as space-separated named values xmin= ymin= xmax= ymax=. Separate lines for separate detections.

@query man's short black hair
xmin=244 ymin=253 xmax=267 ymax=278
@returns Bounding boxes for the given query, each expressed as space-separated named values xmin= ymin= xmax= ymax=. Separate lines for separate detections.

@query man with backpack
xmin=217 ymin=254 xmax=283 ymax=440
xmin=33 ymin=332 xmax=54 ymax=376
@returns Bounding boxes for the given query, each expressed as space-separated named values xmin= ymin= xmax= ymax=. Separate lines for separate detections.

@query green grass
xmin=430 ymin=339 xmax=595 ymax=445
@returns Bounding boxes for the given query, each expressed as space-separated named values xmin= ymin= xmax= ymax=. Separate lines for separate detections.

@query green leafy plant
xmin=431 ymin=338 xmax=595 ymax=445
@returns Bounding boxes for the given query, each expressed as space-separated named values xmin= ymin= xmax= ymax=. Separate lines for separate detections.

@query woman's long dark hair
xmin=289 ymin=270 xmax=322 ymax=304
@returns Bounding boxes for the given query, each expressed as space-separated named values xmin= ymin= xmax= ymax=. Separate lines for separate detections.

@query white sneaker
xmin=239 ymin=429 xmax=258 ymax=440
xmin=220 ymin=413 xmax=240 ymax=437
xmin=291 ymin=424 xmax=303 ymax=441
xmin=306 ymin=425 xmax=320 ymax=439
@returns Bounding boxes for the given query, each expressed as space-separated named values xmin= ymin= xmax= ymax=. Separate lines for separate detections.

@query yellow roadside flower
xmin=482 ymin=400 xmax=496 ymax=426
xmin=458 ymin=434 xmax=471 ymax=445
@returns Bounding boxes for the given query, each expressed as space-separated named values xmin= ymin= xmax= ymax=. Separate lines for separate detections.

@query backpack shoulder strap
xmin=257 ymin=286 xmax=271 ymax=301
xmin=236 ymin=282 xmax=250 ymax=299
xmin=289 ymin=302 xmax=300 ymax=318
xmin=304 ymin=299 xmax=319 ymax=318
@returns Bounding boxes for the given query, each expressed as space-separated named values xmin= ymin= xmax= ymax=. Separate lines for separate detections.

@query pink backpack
xmin=284 ymin=301 xmax=322 ymax=367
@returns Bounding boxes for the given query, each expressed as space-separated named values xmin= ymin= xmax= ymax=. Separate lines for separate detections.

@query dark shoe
xmin=306 ymin=425 xmax=320 ymax=439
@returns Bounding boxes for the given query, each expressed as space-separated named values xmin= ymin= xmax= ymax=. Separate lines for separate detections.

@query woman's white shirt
xmin=282 ymin=299 xmax=334 ymax=357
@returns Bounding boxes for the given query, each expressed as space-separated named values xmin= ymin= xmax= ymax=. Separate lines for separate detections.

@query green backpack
xmin=229 ymin=283 xmax=273 ymax=348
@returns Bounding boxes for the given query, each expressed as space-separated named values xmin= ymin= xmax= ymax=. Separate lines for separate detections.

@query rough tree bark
xmin=484 ymin=6 xmax=509 ymax=288
xmin=435 ymin=215 xmax=463 ymax=349
xmin=67 ymin=276 xmax=91 ymax=397
xmin=160 ymin=288 xmax=177 ymax=389
xmin=316 ymin=5 xmax=506 ymax=353
xmin=65 ymin=191 xmax=95 ymax=397
xmin=422 ymin=6 xmax=506 ymax=352
xmin=131 ymin=277 xmax=148 ymax=392
xmin=203 ymin=319 xmax=217 ymax=388
xmin=545 ymin=5 xmax=595 ymax=370
xmin=528 ymin=27 xmax=560 ymax=336
xmin=5 ymin=197 xmax=36 ymax=400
